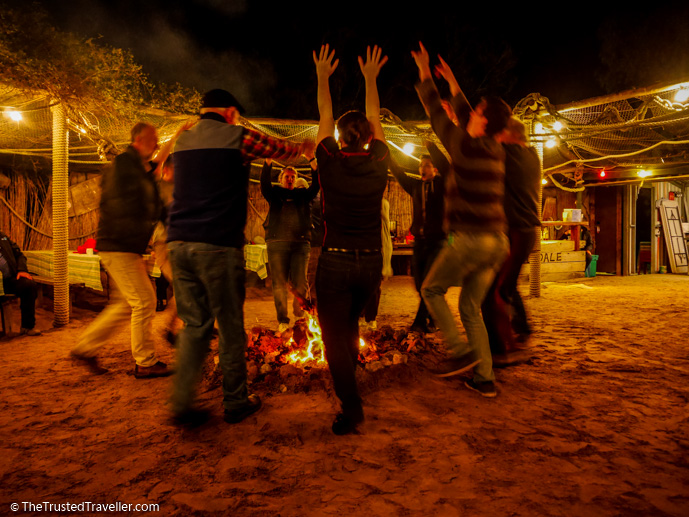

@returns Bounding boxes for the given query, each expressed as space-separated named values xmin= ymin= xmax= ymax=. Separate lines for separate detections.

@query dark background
xmin=7 ymin=0 xmax=689 ymax=119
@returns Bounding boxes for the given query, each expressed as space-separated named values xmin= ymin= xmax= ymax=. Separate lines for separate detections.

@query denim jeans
xmin=316 ymin=251 xmax=382 ymax=419
xmin=483 ymin=227 xmax=537 ymax=354
xmin=267 ymin=241 xmax=310 ymax=324
xmin=422 ymin=231 xmax=508 ymax=383
xmin=73 ymin=251 xmax=158 ymax=367
xmin=167 ymin=241 xmax=248 ymax=413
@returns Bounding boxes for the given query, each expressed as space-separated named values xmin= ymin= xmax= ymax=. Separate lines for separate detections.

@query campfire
xmin=202 ymin=310 xmax=442 ymax=394
xmin=245 ymin=312 xmax=428 ymax=377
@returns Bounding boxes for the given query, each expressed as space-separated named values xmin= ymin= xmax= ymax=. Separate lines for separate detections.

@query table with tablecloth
xmin=23 ymin=250 xmax=104 ymax=290
xmin=245 ymin=244 xmax=268 ymax=279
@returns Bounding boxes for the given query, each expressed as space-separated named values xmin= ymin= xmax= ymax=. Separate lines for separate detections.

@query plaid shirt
xmin=241 ymin=128 xmax=305 ymax=163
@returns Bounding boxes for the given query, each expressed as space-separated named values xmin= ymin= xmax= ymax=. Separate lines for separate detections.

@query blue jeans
xmin=422 ymin=231 xmax=508 ymax=383
xmin=316 ymin=251 xmax=382 ymax=419
xmin=167 ymin=241 xmax=248 ymax=413
xmin=267 ymin=241 xmax=310 ymax=324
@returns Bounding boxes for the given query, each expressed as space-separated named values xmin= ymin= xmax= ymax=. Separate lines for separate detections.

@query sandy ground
xmin=1 ymin=273 xmax=688 ymax=516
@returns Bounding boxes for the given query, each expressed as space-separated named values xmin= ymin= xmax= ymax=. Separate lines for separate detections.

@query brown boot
xmin=134 ymin=361 xmax=172 ymax=379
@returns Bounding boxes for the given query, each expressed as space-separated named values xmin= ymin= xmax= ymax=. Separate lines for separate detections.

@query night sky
xmin=8 ymin=0 xmax=689 ymax=119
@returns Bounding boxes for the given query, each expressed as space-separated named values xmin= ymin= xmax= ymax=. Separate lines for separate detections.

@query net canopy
xmin=2 ymin=79 xmax=689 ymax=190
xmin=515 ymin=80 xmax=689 ymax=191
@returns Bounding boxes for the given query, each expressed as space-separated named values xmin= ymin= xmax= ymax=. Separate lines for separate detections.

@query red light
xmin=599 ymin=169 xmax=606 ymax=178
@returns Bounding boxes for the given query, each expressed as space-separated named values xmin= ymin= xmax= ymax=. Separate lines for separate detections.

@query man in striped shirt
xmin=412 ymin=43 xmax=512 ymax=398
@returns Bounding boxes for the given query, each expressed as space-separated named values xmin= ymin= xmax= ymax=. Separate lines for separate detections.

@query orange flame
xmin=287 ymin=312 xmax=327 ymax=365
xmin=285 ymin=313 xmax=369 ymax=366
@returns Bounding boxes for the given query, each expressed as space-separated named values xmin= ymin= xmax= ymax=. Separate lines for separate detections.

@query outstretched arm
xmin=358 ymin=45 xmax=388 ymax=143
xmin=313 ymin=44 xmax=339 ymax=145
xmin=153 ymin=118 xmax=196 ymax=179
xmin=304 ymin=146 xmax=320 ymax=200
xmin=425 ymin=140 xmax=451 ymax=178
xmin=411 ymin=41 xmax=433 ymax=83
xmin=435 ymin=55 xmax=472 ymax=130
xmin=260 ymin=159 xmax=273 ymax=202
xmin=412 ymin=42 xmax=463 ymax=154
xmin=388 ymin=158 xmax=416 ymax=195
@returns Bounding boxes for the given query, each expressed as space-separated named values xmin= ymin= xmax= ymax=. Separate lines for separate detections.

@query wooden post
xmin=51 ymin=103 xmax=69 ymax=326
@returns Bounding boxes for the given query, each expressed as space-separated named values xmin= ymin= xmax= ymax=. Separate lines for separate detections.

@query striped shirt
xmin=416 ymin=80 xmax=507 ymax=234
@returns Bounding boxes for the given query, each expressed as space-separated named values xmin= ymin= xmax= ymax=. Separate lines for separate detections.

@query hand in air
xmin=358 ymin=45 xmax=388 ymax=79
xmin=411 ymin=41 xmax=431 ymax=79
xmin=313 ymin=44 xmax=339 ymax=78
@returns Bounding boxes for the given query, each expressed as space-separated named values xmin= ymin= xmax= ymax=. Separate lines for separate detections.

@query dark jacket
xmin=390 ymin=144 xmax=446 ymax=242
xmin=503 ymin=144 xmax=541 ymax=230
xmin=260 ymin=161 xmax=319 ymax=242
xmin=97 ymin=146 xmax=162 ymax=254
xmin=0 ymin=232 xmax=28 ymax=278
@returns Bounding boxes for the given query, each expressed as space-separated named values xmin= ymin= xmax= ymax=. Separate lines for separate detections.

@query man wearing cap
xmin=167 ymin=89 xmax=314 ymax=426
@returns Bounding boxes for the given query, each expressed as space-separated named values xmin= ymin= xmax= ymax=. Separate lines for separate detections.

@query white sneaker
xmin=277 ymin=322 xmax=289 ymax=333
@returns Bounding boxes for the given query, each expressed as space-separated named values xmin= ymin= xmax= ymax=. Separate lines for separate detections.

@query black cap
xmin=201 ymin=89 xmax=245 ymax=113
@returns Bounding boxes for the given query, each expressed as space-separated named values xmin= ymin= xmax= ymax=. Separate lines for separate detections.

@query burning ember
xmin=202 ymin=314 xmax=440 ymax=395
xmin=246 ymin=314 xmax=423 ymax=376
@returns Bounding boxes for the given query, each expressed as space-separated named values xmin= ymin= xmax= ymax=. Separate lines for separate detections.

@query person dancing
xmin=313 ymin=44 xmax=389 ymax=434
xmin=412 ymin=43 xmax=511 ymax=398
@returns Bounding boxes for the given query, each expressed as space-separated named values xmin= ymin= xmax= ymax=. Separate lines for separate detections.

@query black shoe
xmin=493 ymin=349 xmax=531 ymax=368
xmin=171 ymin=408 xmax=211 ymax=428
xmin=134 ymin=361 xmax=172 ymax=379
xmin=70 ymin=352 xmax=109 ymax=375
xmin=465 ymin=379 xmax=497 ymax=398
xmin=431 ymin=353 xmax=481 ymax=377
xmin=332 ymin=412 xmax=364 ymax=435
xmin=224 ymin=394 xmax=262 ymax=424
xmin=409 ymin=323 xmax=428 ymax=335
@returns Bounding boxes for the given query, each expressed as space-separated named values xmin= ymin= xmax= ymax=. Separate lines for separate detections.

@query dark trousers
xmin=316 ymin=251 xmax=382 ymax=419
xmin=482 ymin=228 xmax=537 ymax=354
xmin=3 ymin=277 xmax=37 ymax=329
xmin=362 ymin=283 xmax=381 ymax=322
xmin=155 ymin=274 xmax=169 ymax=302
xmin=411 ymin=237 xmax=445 ymax=328
xmin=307 ymin=245 xmax=321 ymax=305
xmin=267 ymin=241 xmax=310 ymax=324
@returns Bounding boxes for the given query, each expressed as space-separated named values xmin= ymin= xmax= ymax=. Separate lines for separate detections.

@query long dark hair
xmin=336 ymin=110 xmax=372 ymax=151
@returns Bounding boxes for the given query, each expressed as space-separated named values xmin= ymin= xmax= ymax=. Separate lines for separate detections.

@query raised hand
xmin=434 ymin=55 xmax=460 ymax=95
xmin=313 ymin=44 xmax=339 ymax=78
xmin=411 ymin=41 xmax=432 ymax=80
xmin=358 ymin=45 xmax=388 ymax=79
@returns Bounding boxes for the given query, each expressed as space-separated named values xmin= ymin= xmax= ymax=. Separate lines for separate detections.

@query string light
xmin=6 ymin=110 xmax=22 ymax=121
xmin=674 ymin=88 xmax=689 ymax=103
xmin=545 ymin=138 xmax=557 ymax=149
xmin=637 ymin=169 xmax=652 ymax=178
xmin=552 ymin=121 xmax=563 ymax=131
xmin=402 ymin=143 xmax=414 ymax=155
xmin=541 ymin=178 xmax=548 ymax=185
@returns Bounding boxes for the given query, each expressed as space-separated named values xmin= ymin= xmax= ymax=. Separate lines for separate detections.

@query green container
xmin=585 ymin=255 xmax=599 ymax=277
